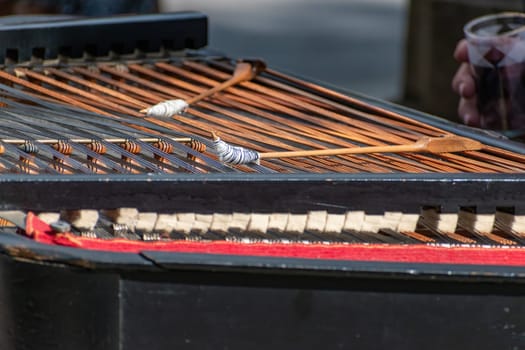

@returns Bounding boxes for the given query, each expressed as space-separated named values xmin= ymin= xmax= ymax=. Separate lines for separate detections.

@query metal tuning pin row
xmin=0 ymin=137 xmax=206 ymax=174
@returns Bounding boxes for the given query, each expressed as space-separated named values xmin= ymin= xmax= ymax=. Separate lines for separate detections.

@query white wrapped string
xmin=141 ymin=99 xmax=189 ymax=118
xmin=212 ymin=137 xmax=260 ymax=165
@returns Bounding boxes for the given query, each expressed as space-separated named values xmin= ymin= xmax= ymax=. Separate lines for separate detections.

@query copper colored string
xmin=153 ymin=63 xmax=482 ymax=172
xmin=0 ymin=70 xmax=111 ymax=116
xmin=152 ymin=63 xmax=309 ymax=112
xmin=51 ymin=69 xmax=510 ymax=172
xmin=133 ymin=64 xmax=403 ymax=145
xmin=203 ymin=105 xmax=457 ymax=172
xmin=55 ymin=91 xmax=147 ymax=119
xmin=0 ymin=74 xmax=470 ymax=175
xmin=130 ymin=64 xmax=456 ymax=173
xmin=44 ymin=68 xmax=147 ymax=110
xmin=157 ymin=62 xmax=418 ymax=144
xmin=438 ymin=153 xmax=502 ymax=173
xmin=10 ymin=63 xmax=446 ymax=176
xmin=17 ymin=69 xmax=143 ymax=117
xmin=401 ymin=155 xmax=463 ymax=173
xmin=268 ymin=78 xmax=445 ymax=137
xmin=95 ymin=65 xmax=367 ymax=172
xmin=97 ymin=65 xmax=189 ymax=100
xmin=72 ymin=66 xmax=174 ymax=103
xmin=183 ymin=110 xmax=423 ymax=173
xmin=88 ymin=91 xmax=144 ymax=110
xmin=292 ymin=94 xmax=433 ymax=139
xmin=192 ymin=100 xmax=457 ymax=173
xmin=183 ymin=109 xmax=406 ymax=173
xmin=179 ymin=114 xmax=351 ymax=172
xmin=471 ymin=151 xmax=525 ymax=171
xmin=186 ymin=63 xmax=486 ymax=178
xmin=263 ymin=66 xmax=451 ymax=135
xmin=0 ymin=60 xmax=523 ymax=174
xmin=106 ymin=63 xmax=380 ymax=156
xmin=129 ymin=63 xmax=210 ymax=96
xmin=182 ymin=62 xmax=419 ymax=142
xmin=170 ymin=61 xmax=442 ymax=139
xmin=179 ymin=63 xmax=488 ymax=161
xmin=482 ymin=146 xmax=525 ymax=169
xmin=184 ymin=62 xmax=524 ymax=172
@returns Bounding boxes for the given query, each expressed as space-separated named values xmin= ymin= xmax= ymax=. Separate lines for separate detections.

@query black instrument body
xmin=0 ymin=13 xmax=524 ymax=350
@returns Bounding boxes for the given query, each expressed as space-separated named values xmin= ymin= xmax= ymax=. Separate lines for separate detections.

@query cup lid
xmin=464 ymin=12 xmax=525 ymax=39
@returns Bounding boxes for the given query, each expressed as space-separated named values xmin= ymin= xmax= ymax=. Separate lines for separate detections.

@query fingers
xmin=453 ymin=39 xmax=469 ymax=63
xmin=452 ymin=61 xmax=480 ymax=126
xmin=452 ymin=39 xmax=482 ymax=126
xmin=458 ymin=96 xmax=481 ymax=127
xmin=452 ymin=63 xmax=476 ymax=98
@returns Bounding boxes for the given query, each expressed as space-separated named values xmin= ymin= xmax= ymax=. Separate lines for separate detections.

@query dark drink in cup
xmin=473 ymin=62 xmax=525 ymax=130
xmin=464 ymin=13 xmax=525 ymax=131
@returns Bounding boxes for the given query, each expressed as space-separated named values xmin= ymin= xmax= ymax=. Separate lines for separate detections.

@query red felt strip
xmin=23 ymin=212 xmax=525 ymax=266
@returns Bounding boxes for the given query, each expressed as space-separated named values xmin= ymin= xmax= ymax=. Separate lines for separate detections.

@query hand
xmin=451 ymin=39 xmax=481 ymax=127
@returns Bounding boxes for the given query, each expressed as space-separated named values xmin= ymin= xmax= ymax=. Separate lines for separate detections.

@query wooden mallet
xmin=211 ymin=134 xmax=484 ymax=165
xmin=140 ymin=60 xmax=266 ymax=117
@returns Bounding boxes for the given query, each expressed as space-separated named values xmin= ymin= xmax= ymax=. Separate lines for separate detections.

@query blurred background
xmin=161 ymin=0 xmax=407 ymax=102
xmin=1 ymin=0 xmax=524 ymax=122
xmin=161 ymin=0 xmax=525 ymax=123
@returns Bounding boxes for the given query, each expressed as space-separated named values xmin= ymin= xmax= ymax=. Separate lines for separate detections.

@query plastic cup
xmin=464 ymin=12 xmax=525 ymax=131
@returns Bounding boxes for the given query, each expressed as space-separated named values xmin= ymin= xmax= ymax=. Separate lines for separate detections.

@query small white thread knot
xmin=144 ymin=99 xmax=189 ymax=118
xmin=212 ymin=137 xmax=260 ymax=165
